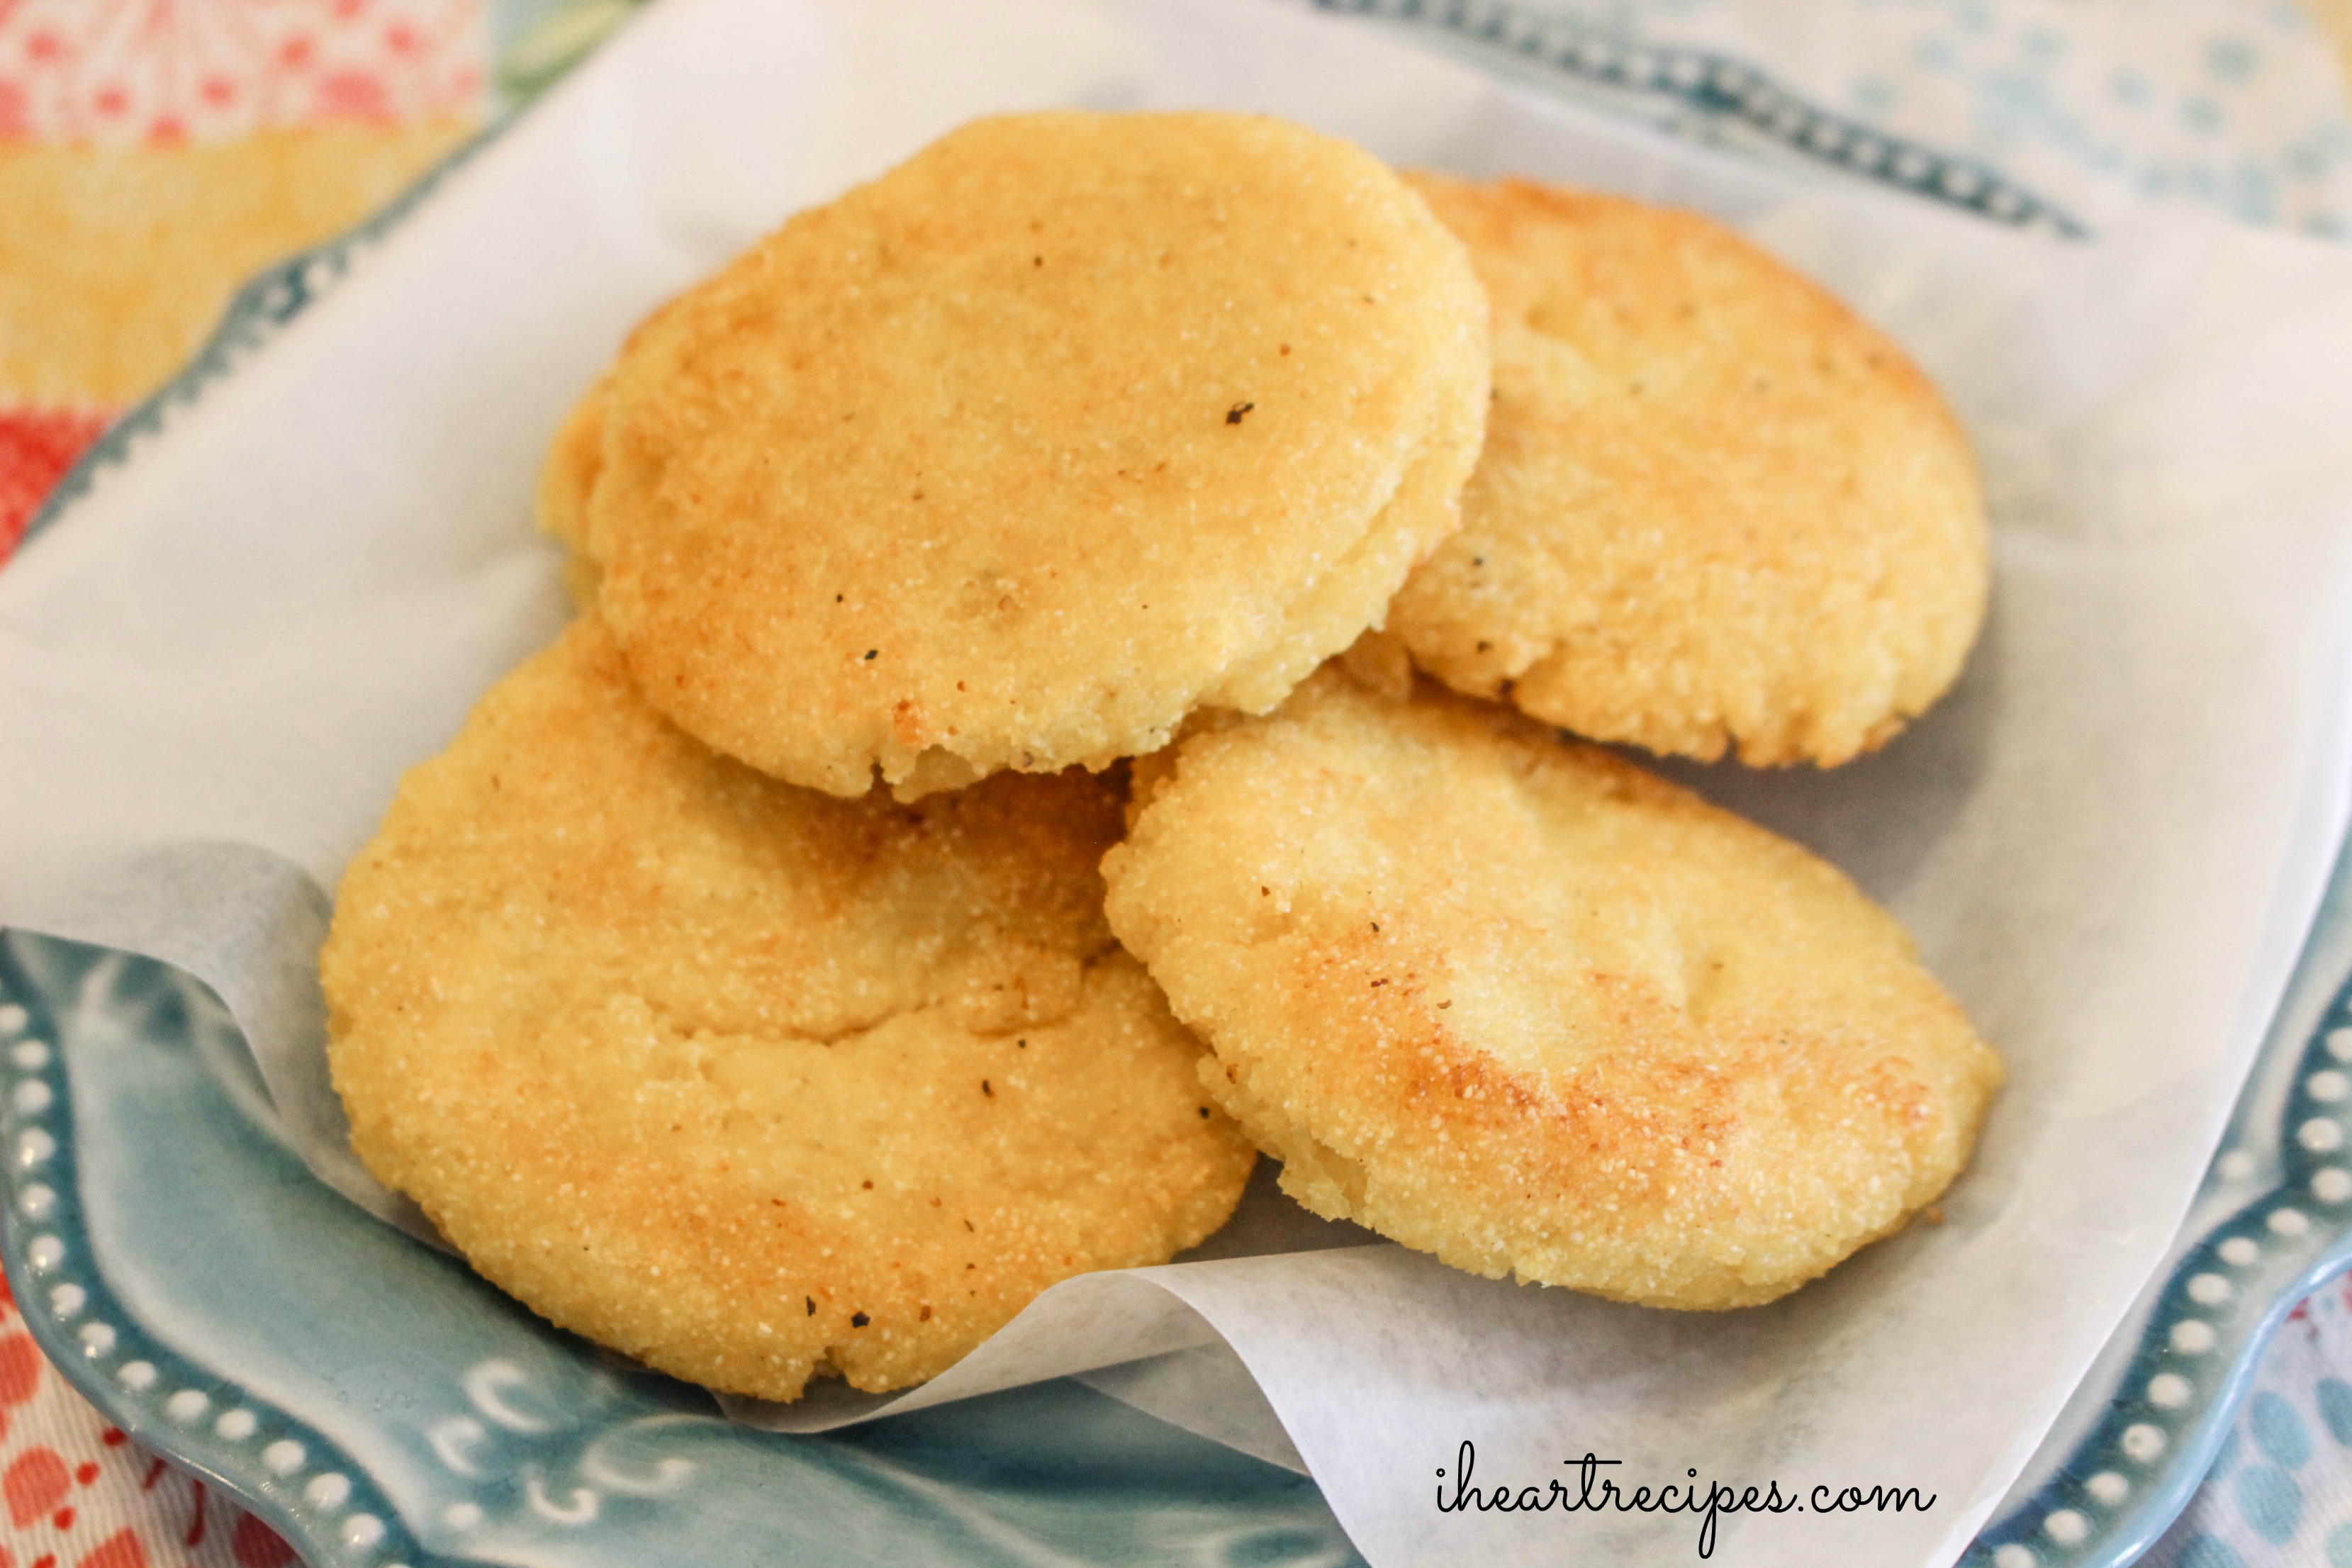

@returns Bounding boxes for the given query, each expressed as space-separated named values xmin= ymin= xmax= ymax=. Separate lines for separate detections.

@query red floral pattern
xmin=0 ymin=1275 xmax=298 ymax=1567
xmin=0 ymin=0 xmax=484 ymax=143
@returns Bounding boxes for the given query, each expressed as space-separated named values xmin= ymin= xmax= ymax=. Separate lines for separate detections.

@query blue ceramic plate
xmin=0 ymin=6 xmax=2324 ymax=1566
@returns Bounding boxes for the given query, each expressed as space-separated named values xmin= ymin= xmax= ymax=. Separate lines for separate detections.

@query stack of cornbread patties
xmin=323 ymin=112 xmax=2003 ymax=1404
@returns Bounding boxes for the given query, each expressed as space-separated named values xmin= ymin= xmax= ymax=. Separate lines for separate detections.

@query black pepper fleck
xmin=982 ymin=1080 xmax=994 ymax=1097
xmin=864 ymin=649 xmax=878 ymax=661
xmin=851 ymin=1311 xmax=870 ymax=1328
xmin=1225 ymin=402 xmax=1254 ymax=425
xmin=805 ymin=1297 xmax=816 ymax=1316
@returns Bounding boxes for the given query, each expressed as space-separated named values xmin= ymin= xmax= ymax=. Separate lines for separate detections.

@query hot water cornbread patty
xmin=1101 ymin=663 xmax=2003 ymax=1309
xmin=321 ymin=618 xmax=1255 ymax=1401
xmin=559 ymin=111 xmax=1489 ymax=797
xmin=1387 ymin=175 xmax=1988 ymax=767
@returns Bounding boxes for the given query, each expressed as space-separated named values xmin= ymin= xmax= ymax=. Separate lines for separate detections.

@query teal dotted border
xmin=1314 ymin=0 xmax=2088 ymax=235
xmin=1967 ymin=967 xmax=2352 ymax=1567
xmin=0 ymin=938 xmax=463 ymax=1568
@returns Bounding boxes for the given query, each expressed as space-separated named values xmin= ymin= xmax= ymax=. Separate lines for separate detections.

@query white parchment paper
xmin=7 ymin=1 xmax=2352 ymax=1562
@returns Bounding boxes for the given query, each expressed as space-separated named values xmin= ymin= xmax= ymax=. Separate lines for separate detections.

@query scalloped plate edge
xmin=0 ymin=939 xmax=450 ymax=1568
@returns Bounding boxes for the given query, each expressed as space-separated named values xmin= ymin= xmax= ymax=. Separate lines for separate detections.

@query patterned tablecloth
xmin=1 ymin=2 xmax=2348 ymax=1564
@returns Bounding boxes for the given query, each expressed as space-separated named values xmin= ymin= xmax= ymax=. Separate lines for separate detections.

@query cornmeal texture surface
xmin=569 ymin=111 xmax=1488 ymax=796
xmin=322 ymin=618 xmax=1255 ymax=1399
xmin=1389 ymin=175 xmax=1988 ymax=766
xmin=1103 ymin=666 xmax=2002 ymax=1308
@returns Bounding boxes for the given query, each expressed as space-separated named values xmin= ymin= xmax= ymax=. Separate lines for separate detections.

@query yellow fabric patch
xmin=0 ymin=118 xmax=472 ymax=406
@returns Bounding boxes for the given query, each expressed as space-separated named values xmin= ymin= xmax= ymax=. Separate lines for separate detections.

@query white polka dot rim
xmin=2186 ymin=1273 xmax=2233 ymax=1306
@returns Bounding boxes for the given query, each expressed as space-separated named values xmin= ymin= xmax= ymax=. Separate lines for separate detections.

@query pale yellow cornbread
xmin=565 ymin=111 xmax=1488 ymax=796
xmin=1389 ymin=174 xmax=1988 ymax=766
xmin=1102 ymin=659 xmax=2002 ymax=1309
xmin=323 ymin=617 xmax=1255 ymax=1400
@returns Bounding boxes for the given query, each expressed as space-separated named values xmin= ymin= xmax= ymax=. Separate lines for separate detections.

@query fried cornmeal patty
xmin=1387 ymin=175 xmax=1988 ymax=767
xmin=1101 ymin=661 xmax=2002 ymax=1309
xmin=566 ymin=111 xmax=1487 ymax=797
xmin=321 ymin=617 xmax=1255 ymax=1400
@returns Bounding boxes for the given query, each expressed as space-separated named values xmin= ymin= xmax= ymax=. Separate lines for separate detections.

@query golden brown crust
xmin=1389 ymin=175 xmax=1988 ymax=766
xmin=535 ymin=374 xmax=607 ymax=608
xmin=323 ymin=617 xmax=1255 ymax=1399
xmin=1101 ymin=664 xmax=2002 ymax=1308
xmin=579 ymin=112 xmax=1487 ymax=795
